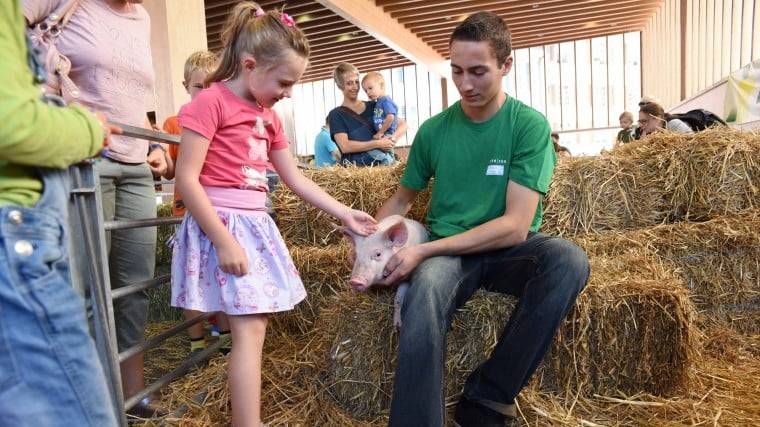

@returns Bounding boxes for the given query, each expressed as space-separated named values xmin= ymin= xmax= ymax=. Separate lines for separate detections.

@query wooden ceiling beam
xmin=398 ymin=0 xmax=662 ymax=25
xmin=205 ymin=2 xmax=326 ymax=21
xmin=207 ymin=13 xmax=345 ymax=34
xmin=412 ymin=6 xmax=658 ymax=36
xmin=308 ymin=47 xmax=398 ymax=67
xmin=308 ymin=40 xmax=386 ymax=60
xmin=308 ymin=34 xmax=374 ymax=49
xmin=384 ymin=0 xmax=531 ymax=14
xmin=431 ymin=25 xmax=645 ymax=55
xmin=422 ymin=14 xmax=653 ymax=44
xmin=316 ymin=0 xmax=448 ymax=77
xmin=390 ymin=0 xmax=596 ymax=18
xmin=303 ymin=57 xmax=413 ymax=78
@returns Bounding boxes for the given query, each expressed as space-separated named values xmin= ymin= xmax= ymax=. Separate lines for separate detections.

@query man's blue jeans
xmin=389 ymin=233 xmax=590 ymax=426
xmin=0 ymin=168 xmax=117 ymax=426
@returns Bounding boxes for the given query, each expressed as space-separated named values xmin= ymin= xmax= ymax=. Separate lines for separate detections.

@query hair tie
xmin=254 ymin=8 xmax=265 ymax=17
xmin=280 ymin=12 xmax=295 ymax=27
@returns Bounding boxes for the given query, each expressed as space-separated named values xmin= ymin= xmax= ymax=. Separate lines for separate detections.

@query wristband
xmin=148 ymin=143 xmax=166 ymax=153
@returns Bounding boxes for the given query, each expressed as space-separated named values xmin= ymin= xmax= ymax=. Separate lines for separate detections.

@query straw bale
xmin=269 ymin=243 xmax=353 ymax=335
xmin=574 ymin=210 xmax=760 ymax=332
xmin=321 ymin=251 xmax=697 ymax=420
xmin=271 ymin=163 xmax=431 ymax=246
xmin=542 ymin=128 xmax=760 ymax=236
xmin=156 ymin=202 xmax=175 ymax=267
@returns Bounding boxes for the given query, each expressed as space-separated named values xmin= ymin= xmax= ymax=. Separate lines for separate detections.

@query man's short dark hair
xmin=450 ymin=12 xmax=512 ymax=64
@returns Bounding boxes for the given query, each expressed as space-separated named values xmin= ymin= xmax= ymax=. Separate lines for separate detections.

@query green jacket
xmin=0 ymin=0 xmax=102 ymax=207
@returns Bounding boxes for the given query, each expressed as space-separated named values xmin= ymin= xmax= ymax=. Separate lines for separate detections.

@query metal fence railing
xmin=68 ymin=124 xmax=220 ymax=426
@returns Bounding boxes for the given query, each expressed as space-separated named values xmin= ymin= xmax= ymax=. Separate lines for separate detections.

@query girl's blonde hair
xmin=205 ymin=2 xmax=309 ymax=85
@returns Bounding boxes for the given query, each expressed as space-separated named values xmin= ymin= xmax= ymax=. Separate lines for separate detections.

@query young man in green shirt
xmin=375 ymin=12 xmax=590 ymax=427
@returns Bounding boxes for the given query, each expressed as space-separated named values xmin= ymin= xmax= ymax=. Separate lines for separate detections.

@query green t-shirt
xmin=401 ymin=97 xmax=556 ymax=240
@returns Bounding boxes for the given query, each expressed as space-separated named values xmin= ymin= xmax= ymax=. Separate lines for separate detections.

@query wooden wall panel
xmin=722 ymin=0 xmax=733 ymax=77
xmin=754 ymin=0 xmax=760 ymax=60
xmin=705 ymin=0 xmax=715 ymax=87
xmin=731 ymin=0 xmax=743 ymax=71
xmin=643 ymin=0 xmax=760 ymax=107
xmin=741 ymin=0 xmax=754 ymax=65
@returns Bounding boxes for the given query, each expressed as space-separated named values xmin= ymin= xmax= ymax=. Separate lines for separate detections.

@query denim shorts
xmin=0 ymin=168 xmax=117 ymax=426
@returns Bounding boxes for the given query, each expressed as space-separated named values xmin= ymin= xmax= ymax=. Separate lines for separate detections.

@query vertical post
xmin=680 ymin=0 xmax=688 ymax=101
xmin=69 ymin=162 xmax=127 ymax=427
xmin=440 ymin=77 xmax=448 ymax=108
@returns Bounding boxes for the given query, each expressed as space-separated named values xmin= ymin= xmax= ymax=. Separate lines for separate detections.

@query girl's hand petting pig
xmin=340 ymin=209 xmax=378 ymax=236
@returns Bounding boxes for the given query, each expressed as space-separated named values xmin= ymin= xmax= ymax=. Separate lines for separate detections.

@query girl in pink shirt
xmin=171 ymin=3 xmax=377 ymax=425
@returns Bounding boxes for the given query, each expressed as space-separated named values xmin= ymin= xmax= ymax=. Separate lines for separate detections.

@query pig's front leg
xmin=393 ymin=282 xmax=410 ymax=329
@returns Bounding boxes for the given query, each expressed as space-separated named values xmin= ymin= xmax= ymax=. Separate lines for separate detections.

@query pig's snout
xmin=349 ymin=277 xmax=369 ymax=292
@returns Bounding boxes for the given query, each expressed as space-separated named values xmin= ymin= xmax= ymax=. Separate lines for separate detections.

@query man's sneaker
xmin=453 ymin=396 xmax=518 ymax=427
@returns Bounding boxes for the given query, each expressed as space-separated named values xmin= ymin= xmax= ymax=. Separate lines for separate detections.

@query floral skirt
xmin=170 ymin=209 xmax=306 ymax=315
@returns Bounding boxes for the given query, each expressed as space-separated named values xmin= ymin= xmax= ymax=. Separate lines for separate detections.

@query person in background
xmin=615 ymin=111 xmax=635 ymax=147
xmin=551 ymin=131 xmax=571 ymax=157
xmin=1 ymin=1 xmax=120 ymax=424
xmin=634 ymin=95 xmax=662 ymax=139
xmin=314 ymin=116 xmax=340 ymax=167
xmin=328 ymin=62 xmax=407 ymax=166
xmin=361 ymin=71 xmax=398 ymax=164
xmin=23 ymin=0 xmax=167 ymax=417
xmin=638 ymin=102 xmax=694 ymax=138
xmin=162 ymin=50 xmax=231 ymax=360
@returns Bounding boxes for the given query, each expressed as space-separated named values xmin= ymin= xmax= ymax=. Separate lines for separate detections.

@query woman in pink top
xmin=171 ymin=3 xmax=377 ymax=425
xmin=24 ymin=0 xmax=169 ymax=417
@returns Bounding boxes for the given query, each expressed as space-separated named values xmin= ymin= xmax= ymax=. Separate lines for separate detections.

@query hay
xmin=271 ymin=129 xmax=759 ymax=244
xmin=156 ymin=202 xmax=175 ymax=267
xmin=542 ymin=128 xmax=760 ymax=235
xmin=574 ymin=210 xmax=760 ymax=332
xmin=269 ymin=243 xmax=353 ymax=335
xmin=321 ymin=251 xmax=698 ymax=420
xmin=137 ymin=329 xmax=759 ymax=426
xmin=144 ymin=321 xmax=191 ymax=385
xmin=272 ymin=163 xmax=431 ymax=246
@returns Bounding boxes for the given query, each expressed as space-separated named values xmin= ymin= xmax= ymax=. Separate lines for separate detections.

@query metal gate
xmin=68 ymin=124 xmax=225 ymax=426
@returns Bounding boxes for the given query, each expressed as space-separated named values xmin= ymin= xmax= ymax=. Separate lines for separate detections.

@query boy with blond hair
xmin=162 ymin=50 xmax=230 ymax=358
xmin=361 ymin=71 xmax=398 ymax=164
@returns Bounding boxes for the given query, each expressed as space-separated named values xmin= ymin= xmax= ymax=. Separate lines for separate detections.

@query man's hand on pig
xmin=340 ymin=209 xmax=378 ymax=236
xmin=378 ymin=245 xmax=428 ymax=286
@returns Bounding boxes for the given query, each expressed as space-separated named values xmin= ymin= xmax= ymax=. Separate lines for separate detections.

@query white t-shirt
xmin=666 ymin=118 xmax=694 ymax=134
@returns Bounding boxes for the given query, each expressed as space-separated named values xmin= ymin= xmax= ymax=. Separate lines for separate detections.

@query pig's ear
xmin=332 ymin=222 xmax=359 ymax=245
xmin=384 ymin=220 xmax=408 ymax=247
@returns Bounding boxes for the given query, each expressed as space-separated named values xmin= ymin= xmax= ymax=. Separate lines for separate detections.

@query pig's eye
xmin=373 ymin=250 xmax=382 ymax=260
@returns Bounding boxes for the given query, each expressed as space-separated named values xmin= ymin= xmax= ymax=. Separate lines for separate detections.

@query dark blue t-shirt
xmin=328 ymin=101 xmax=379 ymax=165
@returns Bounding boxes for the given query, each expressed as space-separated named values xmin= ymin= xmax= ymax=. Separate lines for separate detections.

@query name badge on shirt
xmin=486 ymin=164 xmax=505 ymax=176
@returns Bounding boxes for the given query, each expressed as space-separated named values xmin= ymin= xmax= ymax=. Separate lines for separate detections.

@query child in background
xmin=163 ymin=50 xmax=232 ymax=358
xmin=360 ymin=71 xmax=397 ymax=165
xmin=615 ymin=111 xmax=635 ymax=147
xmin=171 ymin=3 xmax=377 ymax=425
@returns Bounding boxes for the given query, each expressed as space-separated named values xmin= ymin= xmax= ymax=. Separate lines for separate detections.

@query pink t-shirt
xmin=24 ymin=0 xmax=155 ymax=164
xmin=178 ymin=82 xmax=289 ymax=192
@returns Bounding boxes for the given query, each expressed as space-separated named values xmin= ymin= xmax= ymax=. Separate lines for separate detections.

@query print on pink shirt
xmin=248 ymin=116 xmax=269 ymax=161
xmin=241 ymin=165 xmax=268 ymax=191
